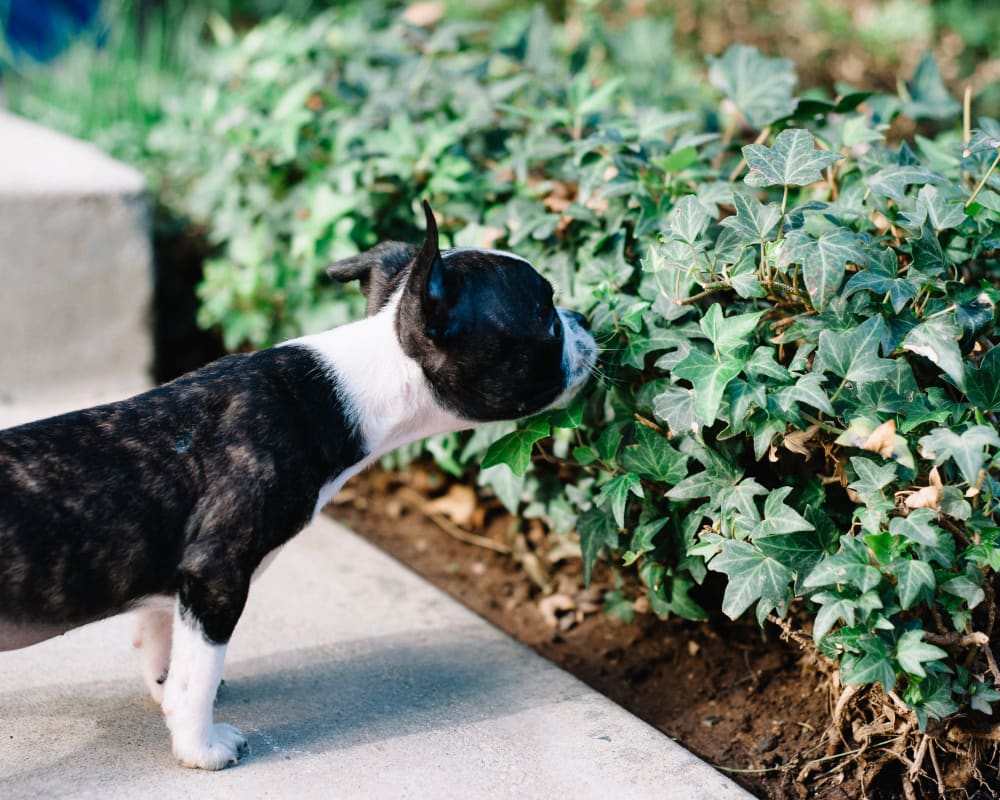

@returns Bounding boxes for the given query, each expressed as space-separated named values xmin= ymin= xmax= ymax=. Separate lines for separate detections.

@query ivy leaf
xmin=481 ymin=416 xmax=551 ymax=476
xmin=778 ymin=228 xmax=866 ymax=310
xmin=576 ymin=506 xmax=620 ymax=586
xmin=811 ymin=591 xmax=857 ymax=641
xmin=815 ymin=316 xmax=896 ymax=386
xmin=699 ymin=303 xmax=763 ymax=355
xmin=756 ymin=530 xmax=831 ymax=593
xmin=672 ymin=349 xmax=744 ymax=426
xmin=708 ymin=44 xmax=798 ymax=128
xmin=804 ymin=535 xmax=882 ymax=593
xmin=668 ymin=195 xmax=712 ymax=243
xmin=965 ymin=346 xmax=1000 ymax=412
xmin=848 ymin=457 xmax=898 ymax=506
xmin=752 ymin=486 xmax=815 ymax=537
xmin=840 ymin=637 xmax=897 ymax=691
xmin=893 ymin=559 xmax=936 ymax=610
xmin=866 ymin=165 xmax=945 ymax=202
xmin=895 ymin=630 xmax=948 ymax=678
xmin=902 ymin=315 xmax=966 ymax=390
xmin=719 ymin=193 xmax=781 ymax=244
xmin=919 ymin=426 xmax=1000 ymax=486
xmin=709 ymin=539 xmax=793 ymax=624
xmin=620 ymin=425 xmax=689 ymax=484
xmin=842 ymin=249 xmax=920 ymax=313
xmin=596 ymin=472 xmax=644 ymax=527
xmin=941 ymin=575 xmax=986 ymax=609
xmin=775 ymin=372 xmax=835 ymax=416
xmin=652 ymin=384 xmax=698 ymax=436
xmin=903 ymin=51 xmax=961 ymax=121
xmin=743 ymin=129 xmax=844 ymax=188
xmin=888 ymin=508 xmax=939 ymax=547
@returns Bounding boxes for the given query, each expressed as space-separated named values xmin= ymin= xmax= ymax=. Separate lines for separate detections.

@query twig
xmin=966 ymin=147 xmax=1000 ymax=209
xmin=927 ymin=738 xmax=946 ymax=799
xmin=426 ymin=510 xmax=511 ymax=554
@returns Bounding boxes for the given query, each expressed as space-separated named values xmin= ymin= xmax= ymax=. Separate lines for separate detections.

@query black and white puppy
xmin=0 ymin=201 xmax=596 ymax=769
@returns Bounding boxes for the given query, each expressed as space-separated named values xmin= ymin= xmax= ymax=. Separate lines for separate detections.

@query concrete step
xmin=0 ymin=111 xmax=153 ymax=406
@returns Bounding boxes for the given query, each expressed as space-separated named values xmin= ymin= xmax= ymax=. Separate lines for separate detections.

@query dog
xmin=0 ymin=201 xmax=596 ymax=769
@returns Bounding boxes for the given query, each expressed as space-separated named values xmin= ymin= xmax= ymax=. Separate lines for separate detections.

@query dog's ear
xmin=409 ymin=201 xmax=457 ymax=340
xmin=326 ymin=241 xmax=416 ymax=314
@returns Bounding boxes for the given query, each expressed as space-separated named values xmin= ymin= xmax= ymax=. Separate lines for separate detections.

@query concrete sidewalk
xmin=0 ymin=401 xmax=753 ymax=800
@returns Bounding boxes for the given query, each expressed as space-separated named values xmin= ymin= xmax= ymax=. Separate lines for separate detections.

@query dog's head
xmin=326 ymin=202 xmax=595 ymax=421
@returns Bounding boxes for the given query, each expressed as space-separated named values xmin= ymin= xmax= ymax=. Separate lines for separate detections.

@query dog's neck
xmin=288 ymin=292 xmax=471 ymax=462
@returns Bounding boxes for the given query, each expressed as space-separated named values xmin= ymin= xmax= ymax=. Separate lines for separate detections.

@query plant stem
xmin=966 ymin=148 xmax=1000 ymax=209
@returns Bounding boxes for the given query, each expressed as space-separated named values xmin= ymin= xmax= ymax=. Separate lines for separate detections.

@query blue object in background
xmin=1 ymin=0 xmax=102 ymax=62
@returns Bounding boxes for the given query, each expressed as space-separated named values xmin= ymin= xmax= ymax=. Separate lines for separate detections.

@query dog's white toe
xmin=174 ymin=723 xmax=248 ymax=770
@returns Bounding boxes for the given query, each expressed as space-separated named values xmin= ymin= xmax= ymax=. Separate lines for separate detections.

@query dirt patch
xmin=328 ymin=466 xmax=847 ymax=799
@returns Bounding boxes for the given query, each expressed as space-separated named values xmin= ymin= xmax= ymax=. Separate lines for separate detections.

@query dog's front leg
xmin=161 ymin=596 xmax=248 ymax=769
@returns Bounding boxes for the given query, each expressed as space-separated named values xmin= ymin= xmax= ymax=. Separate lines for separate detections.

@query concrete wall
xmin=0 ymin=111 xmax=153 ymax=409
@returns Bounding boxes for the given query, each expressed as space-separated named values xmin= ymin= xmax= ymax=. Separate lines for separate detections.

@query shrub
xmin=142 ymin=2 xmax=1000 ymax=781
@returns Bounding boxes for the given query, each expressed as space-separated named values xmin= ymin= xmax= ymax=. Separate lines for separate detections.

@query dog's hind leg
xmin=132 ymin=595 xmax=175 ymax=705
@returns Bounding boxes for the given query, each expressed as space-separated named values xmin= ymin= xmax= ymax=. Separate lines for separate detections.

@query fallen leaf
xmin=424 ymin=484 xmax=478 ymax=528
xmin=538 ymin=593 xmax=576 ymax=628
xmin=402 ymin=1 xmax=444 ymax=27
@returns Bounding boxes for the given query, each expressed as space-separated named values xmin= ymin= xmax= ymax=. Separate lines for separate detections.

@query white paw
xmin=174 ymin=723 xmax=248 ymax=770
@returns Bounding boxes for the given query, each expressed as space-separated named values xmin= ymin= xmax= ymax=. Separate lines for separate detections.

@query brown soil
xmin=328 ymin=466 xmax=844 ymax=800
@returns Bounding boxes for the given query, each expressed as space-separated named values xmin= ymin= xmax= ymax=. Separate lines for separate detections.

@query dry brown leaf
xmin=783 ymin=424 xmax=821 ymax=457
xmin=401 ymin=1 xmax=444 ymax=27
xmin=424 ymin=484 xmax=477 ymax=528
xmin=904 ymin=484 xmax=942 ymax=511
xmin=860 ymin=418 xmax=896 ymax=459
xmin=538 ymin=593 xmax=575 ymax=628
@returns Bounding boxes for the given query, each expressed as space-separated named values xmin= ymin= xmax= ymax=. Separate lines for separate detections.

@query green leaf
xmin=596 ymin=472 xmax=644 ymax=527
xmin=743 ymin=129 xmax=844 ymax=188
xmin=709 ymin=539 xmax=793 ymax=623
xmin=919 ymin=426 xmax=1000 ymax=486
xmin=941 ymin=575 xmax=985 ymax=609
xmin=849 ymin=457 xmax=898 ymax=505
xmin=699 ymin=304 xmax=763 ymax=355
xmin=804 ymin=535 xmax=882 ymax=592
xmin=965 ymin=346 xmax=1000 ymax=412
xmin=576 ymin=507 xmax=620 ymax=586
xmin=866 ymin=165 xmax=945 ymax=202
xmin=776 ymin=372 xmax=835 ymax=416
xmin=815 ymin=316 xmax=896 ymax=386
xmin=811 ymin=591 xmax=856 ymax=641
xmin=478 ymin=464 xmax=527 ymax=513
xmin=904 ymin=51 xmax=961 ymax=120
xmin=708 ymin=44 xmax=798 ymax=128
xmin=668 ymin=195 xmax=712 ymax=243
xmin=756 ymin=530 xmax=831 ymax=592
xmin=620 ymin=425 xmax=689 ymax=484
xmin=778 ymin=228 xmax=866 ymax=310
xmin=840 ymin=636 xmax=897 ymax=691
xmin=672 ymin=349 xmax=744 ymax=427
xmin=481 ymin=416 xmax=551 ymax=476
xmin=842 ymin=249 xmax=920 ymax=313
xmin=902 ymin=315 xmax=966 ymax=390
xmin=652 ymin=384 xmax=698 ymax=436
xmin=888 ymin=508 xmax=939 ymax=547
xmin=893 ymin=559 xmax=936 ymax=610
xmin=719 ymin=193 xmax=781 ymax=244
xmin=895 ymin=630 xmax=948 ymax=678
xmin=752 ymin=486 xmax=815 ymax=537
